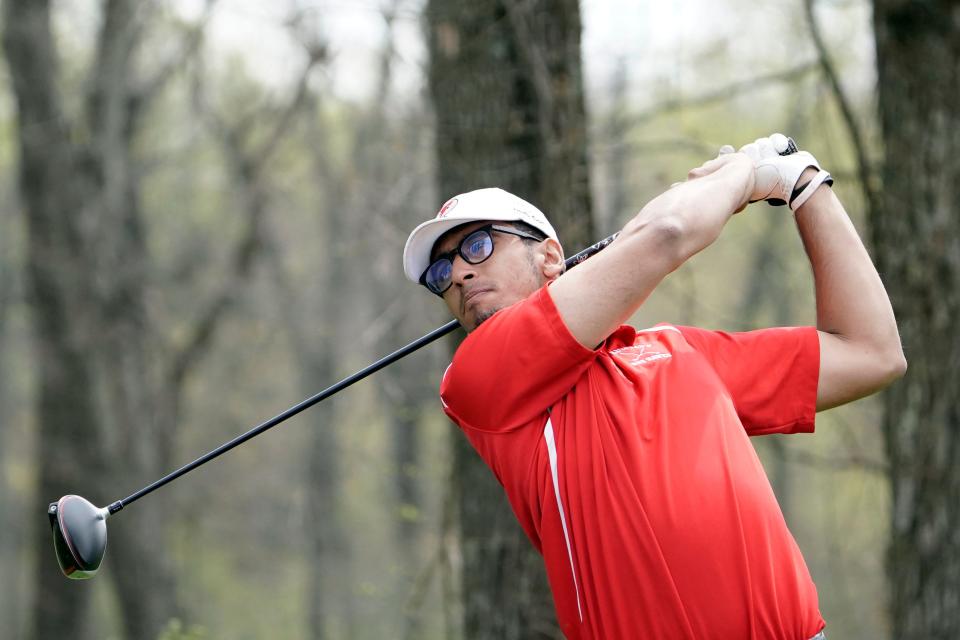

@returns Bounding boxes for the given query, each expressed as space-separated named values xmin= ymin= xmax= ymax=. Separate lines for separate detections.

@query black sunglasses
xmin=420 ymin=224 xmax=543 ymax=296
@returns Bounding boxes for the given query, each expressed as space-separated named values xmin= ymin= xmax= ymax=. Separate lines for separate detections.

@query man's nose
xmin=450 ymin=256 xmax=477 ymax=285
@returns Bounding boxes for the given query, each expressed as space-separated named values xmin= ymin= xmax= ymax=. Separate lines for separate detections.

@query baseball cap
xmin=403 ymin=187 xmax=559 ymax=282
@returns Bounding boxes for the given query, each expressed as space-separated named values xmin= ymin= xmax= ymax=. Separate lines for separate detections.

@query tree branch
xmin=803 ymin=0 xmax=879 ymax=214
xmin=163 ymin=130 xmax=264 ymax=391
xmin=134 ymin=0 xmax=217 ymax=106
xmin=165 ymin=24 xmax=326 ymax=393
xmin=254 ymin=45 xmax=326 ymax=162
xmin=625 ymin=61 xmax=819 ymax=129
xmin=372 ymin=1 xmax=400 ymax=110
xmin=2 ymin=0 xmax=70 ymax=150
xmin=85 ymin=0 xmax=152 ymax=143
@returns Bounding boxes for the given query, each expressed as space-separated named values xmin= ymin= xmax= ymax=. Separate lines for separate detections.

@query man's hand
xmin=737 ymin=134 xmax=831 ymax=210
xmin=686 ymin=150 xmax=757 ymax=214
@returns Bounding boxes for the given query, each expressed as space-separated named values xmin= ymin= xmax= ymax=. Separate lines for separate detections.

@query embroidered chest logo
xmin=611 ymin=343 xmax=672 ymax=367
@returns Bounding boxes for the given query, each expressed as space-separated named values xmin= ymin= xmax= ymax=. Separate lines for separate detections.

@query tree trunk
xmin=304 ymin=373 xmax=353 ymax=640
xmin=3 ymin=3 xmax=108 ymax=638
xmin=426 ymin=1 xmax=593 ymax=637
xmin=286 ymin=93 xmax=359 ymax=640
xmin=0 ymin=224 xmax=25 ymax=638
xmin=871 ymin=3 xmax=960 ymax=638
xmin=2 ymin=2 xmax=180 ymax=638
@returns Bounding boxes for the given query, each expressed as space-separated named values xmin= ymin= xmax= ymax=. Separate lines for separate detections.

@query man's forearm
xmin=794 ymin=176 xmax=907 ymax=409
xmin=548 ymin=154 xmax=754 ymax=349
xmin=625 ymin=157 xmax=750 ymax=264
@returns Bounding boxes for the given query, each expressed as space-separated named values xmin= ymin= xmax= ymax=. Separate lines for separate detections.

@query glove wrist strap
xmin=790 ymin=169 xmax=833 ymax=212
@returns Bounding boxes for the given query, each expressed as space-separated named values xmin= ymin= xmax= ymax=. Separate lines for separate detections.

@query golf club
xmin=48 ymin=231 xmax=620 ymax=579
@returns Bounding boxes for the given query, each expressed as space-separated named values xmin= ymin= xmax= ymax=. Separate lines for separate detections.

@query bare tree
xmin=869 ymin=2 xmax=960 ymax=637
xmin=3 ymin=3 xmax=174 ymax=637
xmin=265 ymin=86 xmax=359 ymax=639
xmin=2 ymin=2 xmax=307 ymax=637
xmin=426 ymin=0 xmax=593 ymax=636
xmin=0 ymin=194 xmax=25 ymax=637
xmin=802 ymin=0 xmax=960 ymax=635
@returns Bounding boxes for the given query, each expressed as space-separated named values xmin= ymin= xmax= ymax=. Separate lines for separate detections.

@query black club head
xmin=48 ymin=495 xmax=108 ymax=579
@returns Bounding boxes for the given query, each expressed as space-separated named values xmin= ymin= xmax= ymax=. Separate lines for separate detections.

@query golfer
xmin=402 ymin=135 xmax=905 ymax=639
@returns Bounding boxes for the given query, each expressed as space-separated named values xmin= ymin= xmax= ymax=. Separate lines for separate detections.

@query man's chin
xmin=466 ymin=306 xmax=500 ymax=332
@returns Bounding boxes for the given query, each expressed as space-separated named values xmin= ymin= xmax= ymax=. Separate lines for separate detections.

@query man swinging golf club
xmin=402 ymin=134 xmax=906 ymax=639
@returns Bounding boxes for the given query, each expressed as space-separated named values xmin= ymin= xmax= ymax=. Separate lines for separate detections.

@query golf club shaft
xmin=107 ymin=231 xmax=620 ymax=514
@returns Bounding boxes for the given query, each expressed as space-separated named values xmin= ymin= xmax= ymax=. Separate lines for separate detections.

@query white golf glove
xmin=738 ymin=133 xmax=833 ymax=211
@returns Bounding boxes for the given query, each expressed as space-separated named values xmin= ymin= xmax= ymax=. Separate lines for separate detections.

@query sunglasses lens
xmin=422 ymin=229 xmax=497 ymax=295
xmin=462 ymin=231 xmax=493 ymax=264
xmin=425 ymin=259 xmax=453 ymax=295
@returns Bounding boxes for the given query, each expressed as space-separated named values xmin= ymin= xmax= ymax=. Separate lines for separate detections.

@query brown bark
xmin=3 ymin=2 xmax=114 ymax=638
xmin=871 ymin=2 xmax=960 ymax=637
xmin=0 ymin=216 xmax=24 ymax=638
xmin=262 ymin=192 xmax=349 ymax=640
xmin=426 ymin=1 xmax=593 ymax=637
xmin=257 ymin=78 xmax=358 ymax=637
xmin=2 ymin=1 xmax=182 ymax=637
xmin=3 ymin=2 xmax=284 ymax=638
xmin=428 ymin=0 xmax=593 ymax=250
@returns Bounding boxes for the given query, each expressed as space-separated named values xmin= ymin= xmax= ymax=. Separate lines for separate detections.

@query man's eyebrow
xmin=431 ymin=237 xmax=456 ymax=262
xmin=432 ymin=225 xmax=473 ymax=260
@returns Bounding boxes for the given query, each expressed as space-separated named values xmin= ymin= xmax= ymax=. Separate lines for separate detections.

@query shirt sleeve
xmin=440 ymin=286 xmax=597 ymax=433
xmin=676 ymin=325 xmax=820 ymax=435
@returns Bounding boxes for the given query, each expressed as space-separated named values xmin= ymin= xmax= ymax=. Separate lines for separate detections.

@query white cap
xmin=403 ymin=187 xmax=559 ymax=282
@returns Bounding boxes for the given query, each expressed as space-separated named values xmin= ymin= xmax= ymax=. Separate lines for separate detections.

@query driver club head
xmin=48 ymin=495 xmax=109 ymax=579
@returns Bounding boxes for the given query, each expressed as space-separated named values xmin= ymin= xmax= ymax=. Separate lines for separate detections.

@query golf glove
xmin=738 ymin=134 xmax=833 ymax=211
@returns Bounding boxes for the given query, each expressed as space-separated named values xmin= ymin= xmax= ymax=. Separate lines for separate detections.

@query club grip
xmin=779 ymin=137 xmax=799 ymax=156
xmin=565 ymin=232 xmax=619 ymax=269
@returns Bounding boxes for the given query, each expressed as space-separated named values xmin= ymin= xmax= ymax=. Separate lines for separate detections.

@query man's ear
xmin=540 ymin=238 xmax=565 ymax=281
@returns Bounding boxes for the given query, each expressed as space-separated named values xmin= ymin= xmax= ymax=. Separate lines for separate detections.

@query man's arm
xmin=793 ymin=170 xmax=907 ymax=410
xmin=548 ymin=153 xmax=755 ymax=349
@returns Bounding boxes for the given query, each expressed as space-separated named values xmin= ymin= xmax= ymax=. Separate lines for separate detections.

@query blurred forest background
xmin=0 ymin=0 xmax=955 ymax=639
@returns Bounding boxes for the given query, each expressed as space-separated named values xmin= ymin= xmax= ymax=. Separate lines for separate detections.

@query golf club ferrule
xmin=107 ymin=501 xmax=124 ymax=515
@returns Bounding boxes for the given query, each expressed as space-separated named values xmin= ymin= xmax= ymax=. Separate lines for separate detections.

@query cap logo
xmin=437 ymin=198 xmax=458 ymax=218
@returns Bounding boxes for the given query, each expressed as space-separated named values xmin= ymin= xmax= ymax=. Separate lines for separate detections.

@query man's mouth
xmin=462 ymin=287 xmax=493 ymax=312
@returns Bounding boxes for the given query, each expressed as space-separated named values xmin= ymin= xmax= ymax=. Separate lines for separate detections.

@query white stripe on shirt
xmin=544 ymin=417 xmax=584 ymax=622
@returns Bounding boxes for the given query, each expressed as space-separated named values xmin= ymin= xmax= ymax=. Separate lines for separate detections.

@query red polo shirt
xmin=440 ymin=286 xmax=824 ymax=639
